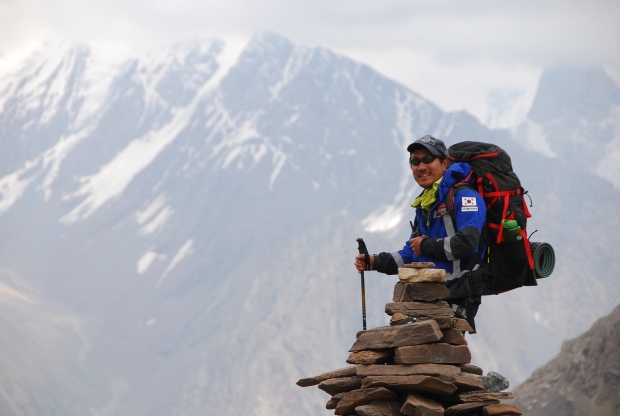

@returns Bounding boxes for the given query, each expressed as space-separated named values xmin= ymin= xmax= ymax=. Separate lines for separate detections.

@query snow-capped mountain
xmin=1 ymin=33 xmax=619 ymax=415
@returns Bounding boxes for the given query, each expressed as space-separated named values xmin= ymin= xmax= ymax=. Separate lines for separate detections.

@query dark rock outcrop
xmin=511 ymin=303 xmax=620 ymax=416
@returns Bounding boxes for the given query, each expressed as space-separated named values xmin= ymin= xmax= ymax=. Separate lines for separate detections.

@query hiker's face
xmin=410 ymin=149 xmax=448 ymax=189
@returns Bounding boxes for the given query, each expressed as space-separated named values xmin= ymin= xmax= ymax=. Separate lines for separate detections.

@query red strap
xmin=448 ymin=151 xmax=499 ymax=162
xmin=523 ymin=230 xmax=535 ymax=269
xmin=486 ymin=196 xmax=499 ymax=210
xmin=522 ymin=189 xmax=532 ymax=218
xmin=485 ymin=189 xmax=520 ymax=197
xmin=485 ymin=173 xmax=499 ymax=192
xmin=476 ymin=177 xmax=484 ymax=197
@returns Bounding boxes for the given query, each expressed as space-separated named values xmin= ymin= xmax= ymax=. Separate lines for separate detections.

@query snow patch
xmin=595 ymin=105 xmax=620 ymax=190
xmin=42 ymin=127 xmax=97 ymax=200
xmin=0 ymin=122 xmax=98 ymax=214
xmin=485 ymin=88 xmax=536 ymax=131
xmin=269 ymin=48 xmax=311 ymax=100
xmin=71 ymin=43 xmax=132 ymax=129
xmin=135 ymin=194 xmax=174 ymax=234
xmin=38 ymin=48 xmax=81 ymax=124
xmin=515 ymin=119 xmax=557 ymax=158
xmin=340 ymin=68 xmax=365 ymax=107
xmin=139 ymin=206 xmax=174 ymax=235
xmin=0 ymin=282 xmax=34 ymax=304
xmin=137 ymin=251 xmax=158 ymax=274
xmin=269 ymin=146 xmax=287 ymax=189
xmin=284 ymin=113 xmax=299 ymax=126
xmin=0 ymin=160 xmax=40 ymax=216
xmin=203 ymin=38 xmax=248 ymax=93
xmin=157 ymin=239 xmax=195 ymax=287
xmin=361 ymin=91 xmax=427 ymax=233
xmin=362 ymin=203 xmax=405 ymax=233
xmin=135 ymin=195 xmax=167 ymax=224
xmin=534 ymin=310 xmax=552 ymax=331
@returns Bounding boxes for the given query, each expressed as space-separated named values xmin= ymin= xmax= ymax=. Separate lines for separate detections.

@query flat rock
xmin=347 ymin=350 xmax=393 ymax=364
xmin=394 ymin=300 xmax=450 ymax=309
xmin=297 ymin=366 xmax=357 ymax=387
xmin=385 ymin=302 xmax=456 ymax=328
xmin=482 ymin=404 xmax=523 ymax=415
xmin=326 ymin=393 xmax=347 ymax=410
xmin=398 ymin=268 xmax=446 ymax=283
xmin=439 ymin=329 xmax=467 ymax=346
xmin=455 ymin=392 xmax=514 ymax=402
xmin=403 ymin=262 xmax=436 ymax=269
xmin=437 ymin=375 xmax=485 ymax=392
xmin=460 ymin=364 xmax=483 ymax=375
xmin=385 ymin=303 xmax=453 ymax=318
xmin=350 ymin=321 xmax=442 ymax=352
xmin=335 ymin=387 xmax=397 ymax=415
xmin=318 ymin=377 xmax=362 ymax=395
xmin=357 ymin=364 xmax=461 ymax=378
xmin=453 ymin=319 xmax=473 ymax=332
xmin=395 ymin=344 xmax=471 ymax=365
xmin=400 ymin=392 xmax=444 ymax=416
xmin=444 ymin=401 xmax=500 ymax=416
xmin=427 ymin=316 xmax=457 ymax=329
xmin=355 ymin=401 xmax=405 ymax=416
xmin=362 ymin=375 xmax=457 ymax=395
xmin=393 ymin=283 xmax=451 ymax=302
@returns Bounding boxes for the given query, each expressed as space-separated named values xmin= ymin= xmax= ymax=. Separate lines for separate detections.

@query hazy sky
xmin=1 ymin=0 xmax=619 ymax=125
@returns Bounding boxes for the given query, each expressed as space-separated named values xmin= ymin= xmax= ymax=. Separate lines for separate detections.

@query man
xmin=354 ymin=135 xmax=486 ymax=331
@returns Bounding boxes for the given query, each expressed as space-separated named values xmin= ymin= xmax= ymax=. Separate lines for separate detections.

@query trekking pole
xmin=356 ymin=238 xmax=370 ymax=331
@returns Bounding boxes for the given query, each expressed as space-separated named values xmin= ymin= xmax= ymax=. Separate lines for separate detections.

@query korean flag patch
xmin=461 ymin=196 xmax=478 ymax=211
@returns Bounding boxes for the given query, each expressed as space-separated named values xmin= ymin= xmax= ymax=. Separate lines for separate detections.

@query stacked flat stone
xmin=297 ymin=263 xmax=523 ymax=416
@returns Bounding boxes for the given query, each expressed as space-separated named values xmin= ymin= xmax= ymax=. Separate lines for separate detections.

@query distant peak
xmin=528 ymin=66 xmax=620 ymax=124
xmin=249 ymin=31 xmax=294 ymax=50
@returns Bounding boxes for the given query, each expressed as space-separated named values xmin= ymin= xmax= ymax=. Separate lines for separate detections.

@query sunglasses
xmin=409 ymin=155 xmax=441 ymax=166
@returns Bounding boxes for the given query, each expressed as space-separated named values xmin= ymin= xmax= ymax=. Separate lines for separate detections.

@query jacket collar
xmin=436 ymin=162 xmax=472 ymax=204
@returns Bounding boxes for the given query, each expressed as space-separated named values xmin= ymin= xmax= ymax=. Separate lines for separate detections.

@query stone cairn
xmin=297 ymin=263 xmax=523 ymax=416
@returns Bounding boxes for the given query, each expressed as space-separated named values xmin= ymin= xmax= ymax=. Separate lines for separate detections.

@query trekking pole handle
xmin=356 ymin=238 xmax=370 ymax=271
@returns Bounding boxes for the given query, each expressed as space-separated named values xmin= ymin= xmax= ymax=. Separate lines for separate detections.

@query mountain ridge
xmin=1 ymin=33 xmax=619 ymax=415
xmin=512 ymin=303 xmax=620 ymax=415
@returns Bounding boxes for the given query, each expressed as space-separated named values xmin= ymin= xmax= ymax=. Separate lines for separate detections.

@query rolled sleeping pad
xmin=530 ymin=242 xmax=555 ymax=278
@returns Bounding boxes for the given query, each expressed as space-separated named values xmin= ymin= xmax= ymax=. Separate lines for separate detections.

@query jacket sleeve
xmin=420 ymin=189 xmax=486 ymax=261
xmin=373 ymin=233 xmax=420 ymax=275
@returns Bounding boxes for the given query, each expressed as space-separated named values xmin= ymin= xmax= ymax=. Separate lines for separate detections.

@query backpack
xmin=445 ymin=141 xmax=538 ymax=296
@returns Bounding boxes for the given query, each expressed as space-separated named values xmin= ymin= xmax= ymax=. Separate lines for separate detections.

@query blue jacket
xmin=374 ymin=162 xmax=486 ymax=279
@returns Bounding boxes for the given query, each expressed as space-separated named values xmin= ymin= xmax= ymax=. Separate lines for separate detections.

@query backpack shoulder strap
xmin=445 ymin=182 xmax=475 ymax=216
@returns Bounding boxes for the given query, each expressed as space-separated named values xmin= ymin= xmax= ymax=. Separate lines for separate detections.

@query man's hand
xmin=409 ymin=236 xmax=427 ymax=255
xmin=354 ymin=254 xmax=374 ymax=273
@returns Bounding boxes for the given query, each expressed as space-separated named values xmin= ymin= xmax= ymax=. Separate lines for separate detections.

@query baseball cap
xmin=406 ymin=135 xmax=447 ymax=157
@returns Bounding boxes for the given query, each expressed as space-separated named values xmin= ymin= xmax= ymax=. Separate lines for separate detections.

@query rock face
xmin=511 ymin=303 xmax=620 ymax=416
xmin=298 ymin=268 xmax=520 ymax=415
